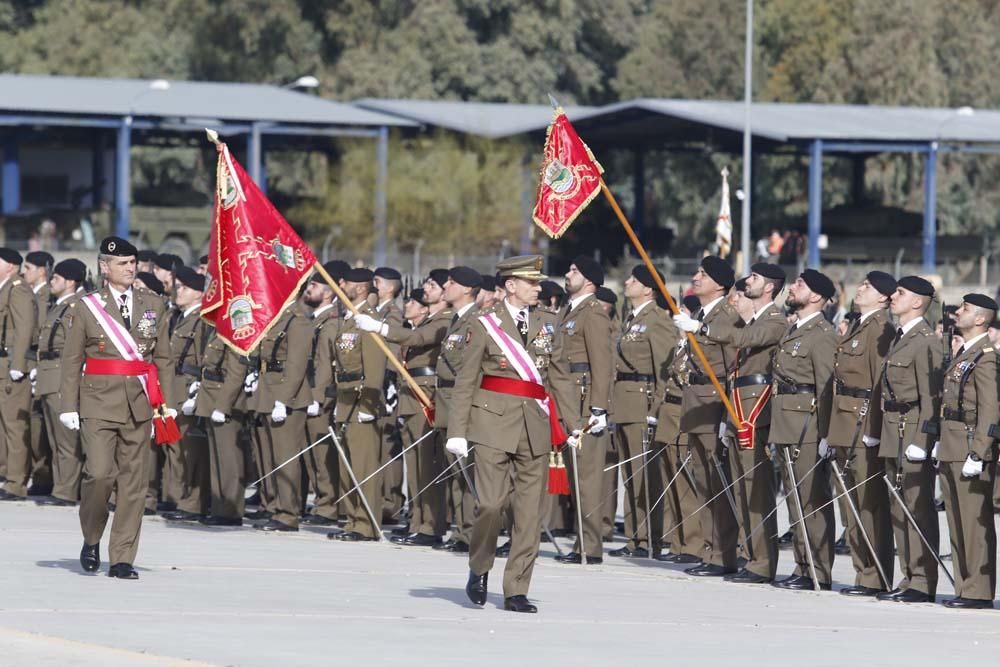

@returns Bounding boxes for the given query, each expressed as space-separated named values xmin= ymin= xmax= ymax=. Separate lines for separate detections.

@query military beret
xmin=0 ymin=248 xmax=23 ymax=265
xmin=800 ymin=269 xmax=836 ymax=300
xmin=322 ymin=260 xmax=350 ymax=282
xmin=682 ymin=294 xmax=701 ymax=314
xmin=631 ymin=264 xmax=665 ymax=290
xmin=154 ymin=253 xmax=182 ymax=272
xmin=897 ymin=275 xmax=934 ymax=298
xmin=53 ymin=258 xmax=87 ymax=283
xmin=344 ymin=267 xmax=374 ymax=283
xmin=198 ymin=255 xmax=209 ymax=265
xmin=100 ymin=236 xmax=136 ymax=258
xmin=866 ymin=271 xmax=897 ymax=298
xmin=750 ymin=262 xmax=785 ymax=281
xmin=135 ymin=272 xmax=165 ymax=296
xmin=734 ymin=277 xmax=748 ymax=293
xmin=427 ymin=268 xmax=450 ymax=288
xmin=137 ymin=249 xmax=158 ymax=263
xmin=964 ymin=293 xmax=998 ymax=312
xmin=449 ymin=266 xmax=482 ymax=288
xmin=701 ymin=256 xmax=735 ymax=289
xmin=374 ymin=266 xmax=401 ymax=280
xmin=25 ymin=251 xmax=54 ymax=269
xmin=479 ymin=274 xmax=496 ymax=292
xmin=407 ymin=288 xmax=429 ymax=306
xmin=539 ymin=280 xmax=565 ymax=302
xmin=175 ymin=266 xmax=206 ymax=292
xmin=595 ymin=286 xmax=617 ymax=306
xmin=572 ymin=255 xmax=604 ymax=287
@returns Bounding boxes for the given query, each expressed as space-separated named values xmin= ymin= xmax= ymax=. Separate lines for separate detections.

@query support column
xmin=633 ymin=149 xmax=645 ymax=240
xmin=807 ymin=139 xmax=823 ymax=269
xmin=373 ymin=126 xmax=388 ymax=267
xmin=248 ymin=123 xmax=264 ymax=192
xmin=91 ymin=133 xmax=105 ymax=208
xmin=922 ymin=144 xmax=937 ymax=273
xmin=2 ymin=135 xmax=20 ymax=214
xmin=115 ymin=119 xmax=132 ymax=239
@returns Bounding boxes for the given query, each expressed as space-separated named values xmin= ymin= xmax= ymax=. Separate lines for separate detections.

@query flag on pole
xmin=531 ymin=107 xmax=604 ymax=239
xmin=201 ymin=130 xmax=316 ymax=355
xmin=714 ymin=167 xmax=733 ymax=259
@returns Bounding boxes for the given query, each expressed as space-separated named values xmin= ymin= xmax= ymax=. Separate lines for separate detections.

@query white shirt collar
xmin=456 ymin=302 xmax=475 ymax=319
xmin=701 ymin=295 xmax=725 ymax=317
xmin=183 ymin=304 xmax=200 ymax=318
xmin=0 ymin=278 xmax=8 ymax=291
xmin=630 ymin=299 xmax=653 ymax=317
xmin=56 ymin=292 xmax=74 ymax=305
xmin=752 ymin=302 xmax=774 ymax=321
xmin=899 ymin=317 xmax=924 ymax=336
xmin=796 ymin=311 xmax=823 ymax=328
xmin=961 ymin=332 xmax=989 ymax=351
xmin=569 ymin=292 xmax=593 ymax=312
xmin=108 ymin=284 xmax=133 ymax=305
xmin=504 ymin=299 xmax=527 ymax=321
xmin=33 ymin=282 xmax=45 ymax=294
xmin=859 ymin=308 xmax=882 ymax=323
xmin=312 ymin=303 xmax=334 ymax=319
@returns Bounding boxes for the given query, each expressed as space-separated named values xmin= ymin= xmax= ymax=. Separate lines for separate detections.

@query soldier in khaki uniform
xmin=548 ymin=256 xmax=611 ymax=564
xmin=935 ymin=294 xmax=998 ymax=609
xmin=0 ymin=248 xmax=38 ymax=500
xmin=830 ymin=271 xmax=897 ymax=596
xmin=446 ymin=255 xmax=555 ymax=613
xmin=34 ymin=259 xmax=87 ymax=505
xmin=373 ymin=266 xmax=405 ymax=522
xmin=595 ymin=286 xmax=622 ymax=542
xmin=876 ymin=276 xmax=942 ymax=604
xmin=59 ymin=237 xmax=175 ymax=579
xmin=327 ymin=268 xmax=388 ymax=541
xmin=608 ymin=264 xmax=674 ymax=559
xmin=22 ymin=251 xmax=54 ymax=496
xmin=766 ymin=269 xmax=837 ymax=591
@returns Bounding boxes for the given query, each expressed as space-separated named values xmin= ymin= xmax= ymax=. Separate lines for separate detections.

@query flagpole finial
xmin=205 ymin=128 xmax=220 ymax=145
xmin=721 ymin=166 xmax=729 ymax=179
xmin=547 ymin=93 xmax=561 ymax=111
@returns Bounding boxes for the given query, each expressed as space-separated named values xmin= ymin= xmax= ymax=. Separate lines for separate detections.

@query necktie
xmin=516 ymin=309 xmax=528 ymax=345
xmin=893 ymin=327 xmax=903 ymax=345
xmin=624 ymin=313 xmax=634 ymax=331
xmin=696 ymin=309 xmax=705 ymax=322
xmin=451 ymin=313 xmax=459 ymax=326
xmin=119 ymin=294 xmax=131 ymax=329
xmin=956 ymin=344 xmax=965 ymax=357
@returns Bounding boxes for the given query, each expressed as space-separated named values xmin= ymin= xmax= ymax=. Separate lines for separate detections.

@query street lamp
xmin=283 ymin=75 xmax=320 ymax=90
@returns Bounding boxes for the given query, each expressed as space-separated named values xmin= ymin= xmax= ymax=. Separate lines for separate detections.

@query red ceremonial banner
xmin=531 ymin=108 xmax=604 ymax=239
xmin=201 ymin=139 xmax=316 ymax=355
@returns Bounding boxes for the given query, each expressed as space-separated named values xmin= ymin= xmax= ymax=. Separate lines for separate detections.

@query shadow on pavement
xmin=409 ymin=586 xmax=503 ymax=609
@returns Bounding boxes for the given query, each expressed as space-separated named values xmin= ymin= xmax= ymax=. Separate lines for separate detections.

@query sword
xmin=782 ymin=469 xmax=881 ymax=533
xmin=604 ymin=449 xmax=648 ymax=472
xmin=636 ymin=450 xmax=692 ymax=533
xmin=333 ymin=428 xmax=437 ymax=506
xmin=883 ymin=473 xmax=955 ymax=586
xmin=328 ymin=426 xmax=386 ymax=543
xmin=712 ymin=449 xmax=753 ymax=561
xmin=391 ymin=449 xmax=473 ymax=519
xmin=457 ymin=455 xmax=479 ymax=504
xmin=250 ymin=429 xmax=333 ymax=486
xmin=783 ymin=445 xmax=821 ymax=591
xmin=584 ymin=445 xmax=665 ymax=519
xmin=569 ymin=445 xmax=588 ymax=564
xmin=641 ymin=424 xmax=655 ymax=559
xmin=660 ymin=458 xmax=766 ymax=542
xmin=830 ymin=458 xmax=891 ymax=591
xmin=745 ymin=455 xmax=826 ymax=543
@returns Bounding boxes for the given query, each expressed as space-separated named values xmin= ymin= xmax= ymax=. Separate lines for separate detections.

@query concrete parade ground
xmin=0 ymin=500 xmax=997 ymax=667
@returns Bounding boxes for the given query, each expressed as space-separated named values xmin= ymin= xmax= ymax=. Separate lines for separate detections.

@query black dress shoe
xmin=876 ymin=587 xmax=905 ymax=600
xmin=390 ymin=524 xmax=411 ymax=537
xmin=466 ymin=570 xmax=488 ymax=605
xmin=724 ymin=568 xmax=771 ymax=584
xmin=834 ymin=532 xmax=850 ymax=555
xmin=0 ymin=489 xmax=26 ymax=501
xmin=554 ymin=551 xmax=604 ymax=565
xmin=244 ymin=490 xmax=261 ymax=507
xmin=156 ymin=501 xmax=177 ymax=512
xmin=335 ymin=531 xmax=376 ymax=542
xmin=434 ymin=539 xmax=470 ymax=553
xmin=301 ymin=514 xmax=336 ymax=526
xmin=162 ymin=510 xmax=201 ymax=522
xmin=199 ymin=515 xmax=243 ymax=527
xmin=392 ymin=533 xmax=443 ymax=547
xmin=80 ymin=543 xmax=100 ymax=573
xmin=108 ymin=563 xmax=139 ymax=580
xmin=655 ymin=552 xmax=701 ymax=564
xmin=503 ymin=595 xmax=537 ymax=613
xmin=254 ymin=519 xmax=297 ymax=532
xmin=877 ymin=588 xmax=930 ymax=603
xmin=36 ymin=495 xmax=76 ymax=507
xmin=840 ymin=585 xmax=881 ymax=597
xmin=934 ymin=498 xmax=945 ymax=512
xmin=942 ymin=597 xmax=994 ymax=610
xmin=777 ymin=530 xmax=794 ymax=549
xmin=495 ymin=540 xmax=511 ymax=557
xmin=244 ymin=509 xmax=272 ymax=521
xmin=772 ymin=574 xmax=831 ymax=591
xmin=26 ymin=484 xmax=53 ymax=497
xmin=143 ymin=508 xmax=156 ymax=515
xmin=686 ymin=563 xmax=736 ymax=577
xmin=609 ymin=545 xmax=633 ymax=557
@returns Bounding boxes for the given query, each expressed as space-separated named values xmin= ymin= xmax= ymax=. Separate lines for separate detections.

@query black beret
xmin=137 ymin=249 xmax=158 ymax=263
xmin=25 ymin=251 xmax=54 ymax=268
xmin=572 ymin=255 xmax=604 ymax=287
xmin=631 ymin=264 xmax=664 ymax=289
xmin=321 ymin=260 xmax=350 ymax=282
xmin=963 ymin=293 xmax=998 ymax=312
xmin=897 ymin=275 xmax=934 ymax=298
xmin=449 ymin=266 xmax=482 ymax=288
xmin=135 ymin=272 xmax=165 ymax=296
xmin=539 ymin=280 xmax=565 ymax=301
xmin=800 ymin=269 xmax=836 ymax=300
xmin=407 ymin=288 xmax=429 ymax=306
xmin=865 ymin=271 xmax=897 ymax=298
xmin=700 ymin=256 xmax=735 ymax=289
xmin=479 ymin=274 xmax=496 ymax=292
xmin=427 ymin=268 xmax=449 ymax=288
xmin=0 ymin=248 xmax=23 ymax=265
xmin=53 ymin=258 xmax=87 ymax=283
xmin=734 ymin=277 xmax=748 ymax=293
xmin=374 ymin=266 xmax=401 ymax=280
xmin=344 ymin=267 xmax=374 ymax=283
xmin=198 ymin=255 xmax=209 ymax=265
xmin=100 ymin=236 xmax=136 ymax=257
xmin=750 ymin=262 xmax=785 ymax=282
xmin=682 ymin=295 xmax=701 ymax=314
xmin=154 ymin=253 xmax=182 ymax=272
xmin=175 ymin=266 xmax=206 ymax=292
xmin=595 ymin=286 xmax=617 ymax=306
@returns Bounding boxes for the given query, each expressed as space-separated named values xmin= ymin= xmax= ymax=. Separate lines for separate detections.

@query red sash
xmin=480 ymin=375 xmax=568 ymax=445
xmin=84 ymin=358 xmax=167 ymax=408
xmin=733 ymin=382 xmax=772 ymax=450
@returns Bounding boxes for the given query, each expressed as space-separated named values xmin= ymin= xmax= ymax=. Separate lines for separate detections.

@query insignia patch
xmin=499 ymin=358 xmax=508 ymax=370
xmin=337 ymin=333 xmax=359 ymax=352
xmin=228 ymin=296 xmax=257 ymax=341
xmin=851 ymin=340 xmax=859 ymax=349
xmin=543 ymin=323 xmax=555 ymax=334
xmin=565 ymin=321 xmax=576 ymax=330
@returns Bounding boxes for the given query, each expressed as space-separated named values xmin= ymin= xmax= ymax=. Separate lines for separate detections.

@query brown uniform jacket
xmin=194 ymin=326 xmax=250 ymax=418
xmin=333 ymin=302 xmax=387 ymax=422
xmin=308 ymin=304 xmax=340 ymax=410
xmin=254 ymin=304 xmax=312 ymax=411
xmin=769 ymin=313 xmax=837 ymax=445
xmin=938 ymin=337 xmax=998 ymax=462
xmin=654 ymin=336 xmax=688 ymax=444
xmin=549 ymin=294 xmax=612 ymax=432
xmin=384 ymin=307 xmax=453 ymax=417
xmin=611 ymin=301 xmax=675 ymax=425
xmin=680 ymin=299 xmax=741 ymax=434
xmin=60 ymin=287 xmax=173 ymax=422
xmin=829 ymin=309 xmax=894 ymax=446
xmin=167 ymin=309 xmax=208 ymax=409
xmin=0 ymin=278 xmax=37 ymax=378
xmin=36 ymin=292 xmax=81 ymax=397
xmin=434 ymin=302 xmax=479 ymax=426
xmin=27 ymin=283 xmax=49 ymax=372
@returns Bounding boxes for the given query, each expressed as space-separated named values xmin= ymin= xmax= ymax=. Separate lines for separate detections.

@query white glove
xmin=271 ymin=401 xmax=287 ymax=423
xmin=567 ymin=430 xmax=583 ymax=449
xmin=962 ymin=455 xmax=984 ymax=478
xmin=29 ymin=368 xmax=37 ymax=382
xmin=904 ymin=444 xmax=927 ymax=462
xmin=587 ymin=411 xmax=607 ymax=435
xmin=9 ymin=369 xmax=24 ymax=382
xmin=719 ymin=422 xmax=729 ymax=439
xmin=162 ymin=408 xmax=178 ymax=419
xmin=210 ymin=409 xmax=227 ymax=424
xmin=646 ymin=415 xmax=658 ymax=426
xmin=446 ymin=437 xmax=469 ymax=458
xmin=59 ymin=412 xmax=80 ymax=431
xmin=357 ymin=411 xmax=375 ymax=423
xmin=306 ymin=401 xmax=321 ymax=417
xmin=187 ymin=381 xmax=200 ymax=398
xmin=181 ymin=398 xmax=196 ymax=416
xmin=673 ymin=312 xmax=700 ymax=333
xmin=386 ymin=383 xmax=398 ymax=402
xmin=354 ymin=314 xmax=384 ymax=334
xmin=244 ymin=370 xmax=258 ymax=395
xmin=862 ymin=435 xmax=880 ymax=448
xmin=931 ymin=441 xmax=940 ymax=460
xmin=818 ymin=437 xmax=833 ymax=460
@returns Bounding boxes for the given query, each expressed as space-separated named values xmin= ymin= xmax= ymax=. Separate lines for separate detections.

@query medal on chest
xmin=791 ymin=340 xmax=802 ymax=357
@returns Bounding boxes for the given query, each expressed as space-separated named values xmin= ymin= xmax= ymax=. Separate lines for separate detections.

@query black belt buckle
xmin=437 ymin=378 xmax=455 ymax=389
xmin=202 ymin=370 xmax=224 ymax=383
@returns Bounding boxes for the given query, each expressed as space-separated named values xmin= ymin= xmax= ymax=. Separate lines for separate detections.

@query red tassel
xmin=547 ymin=451 xmax=570 ymax=495
xmin=154 ymin=414 xmax=181 ymax=446
xmin=422 ymin=404 xmax=436 ymax=428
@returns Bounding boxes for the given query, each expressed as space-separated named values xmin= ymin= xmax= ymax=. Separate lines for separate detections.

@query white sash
xmin=478 ymin=311 xmax=550 ymax=417
xmin=81 ymin=293 xmax=151 ymax=400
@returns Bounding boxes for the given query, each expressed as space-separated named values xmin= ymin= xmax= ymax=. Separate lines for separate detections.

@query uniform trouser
xmin=618 ymin=422 xmax=663 ymax=552
xmin=401 ymin=411 xmax=446 ymax=536
xmin=939 ymin=460 xmax=996 ymax=601
xmin=688 ymin=432 xmax=738 ymax=568
xmin=601 ymin=434 xmax=618 ymax=539
xmin=249 ymin=414 xmax=276 ymax=513
xmin=176 ymin=416 xmax=210 ymax=515
xmin=883 ymin=458 xmax=939 ymax=596
xmin=41 ymin=393 xmax=83 ymax=502
xmin=469 ymin=435 xmax=547 ymax=598
xmin=381 ymin=416 xmax=404 ymax=519
xmin=660 ymin=443 xmax=703 ymax=558
xmin=162 ymin=412 xmax=186 ymax=506
xmin=30 ymin=396 xmax=52 ymax=490
xmin=80 ymin=415 xmax=149 ymax=565
xmin=145 ymin=442 xmax=163 ymax=511
xmin=729 ymin=429 xmax=778 ymax=579
xmin=258 ymin=410 xmax=307 ymax=528
xmin=304 ymin=411 xmax=339 ymax=520
xmin=834 ymin=445 xmax=893 ymax=590
xmin=0 ymin=377 xmax=33 ymax=496
xmin=446 ymin=448 xmax=476 ymax=544
xmin=207 ymin=413 xmax=246 ymax=520
xmin=338 ymin=419 xmax=381 ymax=538
xmin=564 ymin=431 xmax=607 ymax=558
xmin=777 ymin=442 xmax=834 ymax=584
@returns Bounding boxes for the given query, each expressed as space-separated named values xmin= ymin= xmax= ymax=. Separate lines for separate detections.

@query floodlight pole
xmin=740 ymin=0 xmax=753 ymax=275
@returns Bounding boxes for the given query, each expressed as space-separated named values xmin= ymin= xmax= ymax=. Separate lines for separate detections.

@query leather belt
xmin=437 ymin=378 xmax=455 ymax=389
xmin=662 ymin=394 xmax=682 ymax=406
xmin=0 ymin=351 xmax=7 ymax=358
xmin=569 ymin=362 xmax=591 ymax=373
xmin=336 ymin=371 xmax=363 ymax=383
xmin=943 ymin=407 xmax=975 ymax=423
xmin=733 ymin=374 xmax=772 ymax=389
xmin=263 ymin=361 xmax=284 ymax=373
xmin=775 ymin=382 xmax=815 ymax=395
xmin=176 ymin=363 xmax=200 ymax=377
xmin=406 ymin=366 xmax=436 ymax=377
xmin=324 ymin=386 xmax=337 ymax=399
xmin=883 ymin=399 xmax=919 ymax=414
xmin=688 ymin=374 xmax=713 ymax=386
xmin=616 ymin=371 xmax=654 ymax=383
xmin=37 ymin=350 xmax=60 ymax=361
xmin=201 ymin=369 xmax=224 ymax=382
xmin=834 ymin=380 xmax=871 ymax=399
